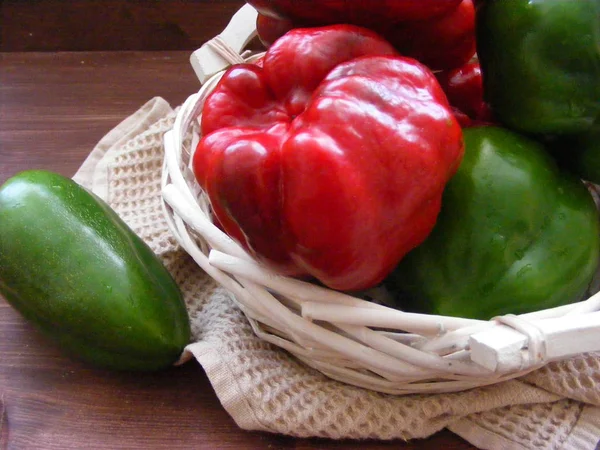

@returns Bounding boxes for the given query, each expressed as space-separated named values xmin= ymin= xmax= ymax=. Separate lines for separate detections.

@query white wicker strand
xmin=495 ymin=314 xmax=547 ymax=368
xmin=164 ymin=120 xmax=201 ymax=207
xmin=471 ymin=310 xmax=600 ymax=372
xmin=301 ymin=302 xmax=483 ymax=334
xmin=216 ymin=285 xmax=312 ymax=338
xmin=249 ymin=321 xmax=365 ymax=368
xmin=209 ymin=250 xmax=487 ymax=340
xmin=419 ymin=291 xmax=600 ymax=355
xmin=241 ymin=281 xmax=333 ymax=352
xmin=208 ymin=250 xmax=394 ymax=310
xmin=206 ymin=36 xmax=247 ymax=65
xmin=336 ymin=324 xmax=492 ymax=377
xmin=165 ymin=205 xmax=280 ymax=324
xmin=208 ymin=249 xmax=490 ymax=364
xmin=378 ymin=332 xmax=428 ymax=347
xmin=236 ymin=275 xmax=496 ymax=380
xmin=232 ymin=277 xmax=452 ymax=379
xmin=295 ymin=355 xmax=532 ymax=395
xmin=226 ymin=298 xmax=295 ymax=339
xmin=561 ymin=289 xmax=600 ymax=316
xmin=162 ymin=183 xmax=250 ymax=261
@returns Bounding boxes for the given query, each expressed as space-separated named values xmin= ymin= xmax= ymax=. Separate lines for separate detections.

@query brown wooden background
xmin=1 ymin=0 xmax=248 ymax=52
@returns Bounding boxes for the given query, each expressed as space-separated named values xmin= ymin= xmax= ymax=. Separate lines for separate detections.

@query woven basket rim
xmin=159 ymin=6 xmax=600 ymax=395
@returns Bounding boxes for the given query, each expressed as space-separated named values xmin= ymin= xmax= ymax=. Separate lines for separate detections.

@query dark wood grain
xmin=0 ymin=51 xmax=204 ymax=184
xmin=0 ymin=51 xmax=476 ymax=450
xmin=0 ymin=0 xmax=247 ymax=52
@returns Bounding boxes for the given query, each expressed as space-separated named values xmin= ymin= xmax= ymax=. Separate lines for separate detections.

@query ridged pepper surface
xmin=193 ymin=25 xmax=464 ymax=291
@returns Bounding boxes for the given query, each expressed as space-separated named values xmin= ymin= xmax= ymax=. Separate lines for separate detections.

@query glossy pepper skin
xmin=193 ymin=25 xmax=464 ymax=291
xmin=384 ymin=0 xmax=476 ymax=71
xmin=435 ymin=60 xmax=494 ymax=127
xmin=387 ymin=127 xmax=600 ymax=320
xmin=249 ymin=0 xmax=462 ymax=25
xmin=250 ymin=0 xmax=476 ymax=70
xmin=476 ymin=0 xmax=600 ymax=136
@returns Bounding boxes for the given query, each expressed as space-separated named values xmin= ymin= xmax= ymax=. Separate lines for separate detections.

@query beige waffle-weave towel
xmin=74 ymin=97 xmax=600 ymax=450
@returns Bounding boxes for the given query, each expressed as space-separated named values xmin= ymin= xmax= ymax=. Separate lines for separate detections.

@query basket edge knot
xmin=206 ymin=36 xmax=247 ymax=66
xmin=492 ymin=313 xmax=548 ymax=368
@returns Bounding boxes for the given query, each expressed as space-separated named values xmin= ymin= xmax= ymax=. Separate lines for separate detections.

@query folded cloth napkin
xmin=73 ymin=97 xmax=600 ymax=450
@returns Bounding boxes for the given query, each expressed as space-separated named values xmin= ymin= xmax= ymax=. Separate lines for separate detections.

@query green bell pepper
xmin=549 ymin=127 xmax=600 ymax=185
xmin=476 ymin=0 xmax=600 ymax=136
xmin=477 ymin=0 xmax=600 ymax=183
xmin=386 ymin=126 xmax=600 ymax=320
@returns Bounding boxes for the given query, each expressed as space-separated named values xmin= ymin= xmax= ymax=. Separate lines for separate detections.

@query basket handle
xmin=470 ymin=306 xmax=600 ymax=372
xmin=190 ymin=4 xmax=258 ymax=84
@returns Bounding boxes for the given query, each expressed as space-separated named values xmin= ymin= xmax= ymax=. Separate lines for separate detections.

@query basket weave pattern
xmin=160 ymin=21 xmax=600 ymax=395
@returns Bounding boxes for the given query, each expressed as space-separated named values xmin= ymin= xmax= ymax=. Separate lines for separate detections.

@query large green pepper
xmin=387 ymin=127 xmax=600 ymax=320
xmin=0 ymin=170 xmax=191 ymax=371
xmin=477 ymin=0 xmax=600 ymax=135
xmin=476 ymin=0 xmax=600 ymax=183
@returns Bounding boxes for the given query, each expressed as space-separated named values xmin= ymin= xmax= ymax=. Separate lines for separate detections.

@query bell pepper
xmin=476 ymin=1 xmax=600 ymax=146
xmin=249 ymin=0 xmax=463 ymax=26
xmin=435 ymin=60 xmax=494 ymax=128
xmin=193 ymin=25 xmax=464 ymax=291
xmin=249 ymin=0 xmax=476 ymax=70
xmin=383 ymin=0 xmax=476 ymax=72
xmin=256 ymin=13 xmax=295 ymax=48
xmin=386 ymin=126 xmax=600 ymax=320
xmin=477 ymin=0 xmax=600 ymax=135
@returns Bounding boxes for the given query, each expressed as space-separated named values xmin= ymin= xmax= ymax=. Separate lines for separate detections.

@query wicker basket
xmin=161 ymin=4 xmax=600 ymax=395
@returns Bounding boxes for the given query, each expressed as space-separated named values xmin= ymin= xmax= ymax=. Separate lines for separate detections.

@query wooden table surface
xmin=0 ymin=30 xmax=476 ymax=450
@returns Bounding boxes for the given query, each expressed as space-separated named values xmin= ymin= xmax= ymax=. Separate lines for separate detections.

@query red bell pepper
xmin=248 ymin=0 xmax=463 ymax=25
xmin=435 ymin=60 xmax=494 ymax=127
xmin=256 ymin=14 xmax=295 ymax=48
xmin=193 ymin=25 xmax=464 ymax=291
xmin=385 ymin=0 xmax=476 ymax=71
xmin=249 ymin=0 xmax=475 ymax=70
